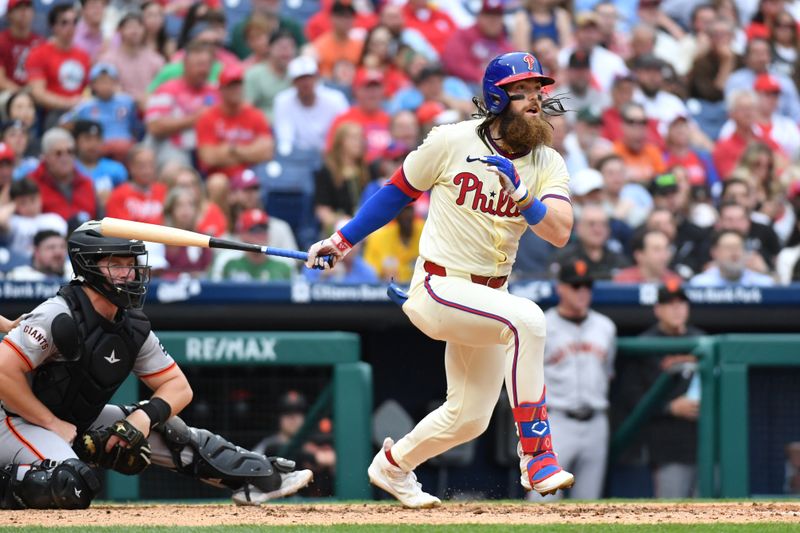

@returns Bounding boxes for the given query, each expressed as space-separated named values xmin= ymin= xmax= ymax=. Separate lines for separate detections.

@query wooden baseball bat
xmin=95 ymin=217 xmax=328 ymax=265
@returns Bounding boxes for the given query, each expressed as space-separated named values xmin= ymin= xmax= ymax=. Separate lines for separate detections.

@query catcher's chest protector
xmin=31 ymin=285 xmax=151 ymax=432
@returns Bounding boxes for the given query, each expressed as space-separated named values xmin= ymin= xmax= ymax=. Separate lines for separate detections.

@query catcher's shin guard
xmin=0 ymin=459 xmax=100 ymax=510
xmin=157 ymin=416 xmax=283 ymax=493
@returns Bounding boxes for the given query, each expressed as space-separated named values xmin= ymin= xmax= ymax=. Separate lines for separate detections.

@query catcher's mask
xmin=67 ymin=221 xmax=151 ymax=310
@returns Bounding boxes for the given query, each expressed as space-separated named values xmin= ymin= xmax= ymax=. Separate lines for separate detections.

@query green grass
xmin=1 ymin=526 xmax=798 ymax=533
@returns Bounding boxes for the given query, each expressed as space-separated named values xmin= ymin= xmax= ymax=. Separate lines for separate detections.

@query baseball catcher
xmin=0 ymin=222 xmax=312 ymax=509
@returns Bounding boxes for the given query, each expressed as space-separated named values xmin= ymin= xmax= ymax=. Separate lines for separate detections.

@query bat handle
xmin=262 ymin=247 xmax=334 ymax=270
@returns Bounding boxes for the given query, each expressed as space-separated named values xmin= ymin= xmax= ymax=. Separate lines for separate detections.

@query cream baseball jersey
xmin=390 ymin=119 xmax=571 ymax=277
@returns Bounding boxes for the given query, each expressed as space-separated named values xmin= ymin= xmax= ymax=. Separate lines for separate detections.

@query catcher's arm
xmin=106 ymin=364 xmax=193 ymax=452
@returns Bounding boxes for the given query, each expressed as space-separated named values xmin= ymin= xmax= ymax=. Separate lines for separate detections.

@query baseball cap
xmin=657 ymin=281 xmax=689 ymax=304
xmin=330 ymin=0 xmax=356 ymax=16
xmin=72 ymin=119 xmax=104 ymax=139
xmin=416 ymin=100 xmax=446 ymax=125
xmin=576 ymin=106 xmax=602 ymax=125
xmin=787 ymin=180 xmax=800 ymax=200
xmin=219 ymin=65 xmax=244 ymax=87
xmin=480 ymin=0 xmax=504 ymax=14
xmin=571 ymin=168 xmax=604 ymax=196
xmin=7 ymin=0 xmax=32 ymax=11
xmin=0 ymin=142 xmax=15 ymax=162
xmin=278 ymin=390 xmax=307 ymax=414
xmin=650 ymin=172 xmax=679 ymax=196
xmin=353 ymin=68 xmax=384 ymax=88
xmin=568 ymin=51 xmax=591 ymax=70
xmin=288 ymin=55 xmax=318 ymax=81
xmin=236 ymin=208 xmax=270 ymax=234
xmin=230 ymin=169 xmax=261 ymax=191
xmin=754 ymin=73 xmax=781 ymax=93
xmin=633 ymin=53 xmax=665 ymax=71
xmin=557 ymin=259 xmax=595 ymax=285
xmin=89 ymin=62 xmax=119 ymax=82
xmin=575 ymin=11 xmax=600 ymax=27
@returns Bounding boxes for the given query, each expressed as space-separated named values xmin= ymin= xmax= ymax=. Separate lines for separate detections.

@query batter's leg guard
xmin=512 ymin=387 xmax=565 ymax=489
xmin=156 ymin=416 xmax=282 ymax=494
xmin=0 ymin=459 xmax=100 ymax=510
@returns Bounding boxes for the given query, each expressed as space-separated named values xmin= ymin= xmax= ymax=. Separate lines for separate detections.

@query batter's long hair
xmin=472 ymin=92 xmax=569 ymax=150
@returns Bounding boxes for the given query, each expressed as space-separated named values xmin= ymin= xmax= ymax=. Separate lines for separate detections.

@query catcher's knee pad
xmin=157 ymin=416 xmax=282 ymax=493
xmin=1 ymin=459 xmax=100 ymax=510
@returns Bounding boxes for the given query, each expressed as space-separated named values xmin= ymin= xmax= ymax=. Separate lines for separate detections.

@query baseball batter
xmin=306 ymin=52 xmax=575 ymax=507
xmin=0 ymin=223 xmax=312 ymax=509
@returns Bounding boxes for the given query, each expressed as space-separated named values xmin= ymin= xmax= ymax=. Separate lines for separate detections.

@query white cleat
xmin=367 ymin=437 xmax=441 ymax=509
xmin=232 ymin=469 xmax=314 ymax=506
xmin=520 ymin=467 xmax=575 ymax=496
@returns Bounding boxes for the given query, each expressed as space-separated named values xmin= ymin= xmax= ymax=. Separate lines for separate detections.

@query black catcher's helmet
xmin=67 ymin=221 xmax=151 ymax=309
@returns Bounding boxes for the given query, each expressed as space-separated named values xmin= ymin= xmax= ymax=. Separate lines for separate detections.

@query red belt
xmin=423 ymin=261 xmax=508 ymax=289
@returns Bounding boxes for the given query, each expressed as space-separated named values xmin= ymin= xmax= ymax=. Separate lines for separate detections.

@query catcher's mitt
xmin=74 ymin=420 xmax=152 ymax=475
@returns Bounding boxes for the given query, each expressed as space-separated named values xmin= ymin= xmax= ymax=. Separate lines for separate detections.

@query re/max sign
xmin=185 ymin=337 xmax=278 ymax=362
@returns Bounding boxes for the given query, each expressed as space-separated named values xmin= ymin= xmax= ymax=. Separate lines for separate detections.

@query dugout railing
xmin=107 ymin=331 xmax=372 ymax=501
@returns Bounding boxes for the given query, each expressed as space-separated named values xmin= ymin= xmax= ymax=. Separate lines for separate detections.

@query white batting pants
xmin=390 ymin=259 xmax=547 ymax=471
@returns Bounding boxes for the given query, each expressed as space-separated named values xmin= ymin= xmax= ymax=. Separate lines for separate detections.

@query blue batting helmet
xmin=482 ymin=52 xmax=555 ymax=115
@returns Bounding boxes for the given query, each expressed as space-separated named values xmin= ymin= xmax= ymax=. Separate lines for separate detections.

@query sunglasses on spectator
xmin=58 ymin=17 xmax=78 ymax=26
xmin=198 ymin=39 xmax=224 ymax=47
xmin=623 ymin=117 xmax=648 ymax=126
xmin=570 ymin=282 xmax=594 ymax=290
xmin=52 ymin=148 xmax=76 ymax=157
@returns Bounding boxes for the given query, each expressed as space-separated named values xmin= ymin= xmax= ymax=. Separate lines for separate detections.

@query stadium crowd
xmin=2 ymin=0 xmax=800 ymax=286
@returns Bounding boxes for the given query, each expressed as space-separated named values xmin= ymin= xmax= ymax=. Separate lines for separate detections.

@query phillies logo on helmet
xmin=523 ymin=54 xmax=536 ymax=71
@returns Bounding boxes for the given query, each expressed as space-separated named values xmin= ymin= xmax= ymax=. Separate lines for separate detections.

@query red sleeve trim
xmin=540 ymin=194 xmax=572 ymax=205
xmin=387 ymin=167 xmax=422 ymax=199
xmin=336 ymin=230 xmax=353 ymax=248
xmin=140 ymin=361 xmax=177 ymax=379
xmin=2 ymin=338 xmax=33 ymax=371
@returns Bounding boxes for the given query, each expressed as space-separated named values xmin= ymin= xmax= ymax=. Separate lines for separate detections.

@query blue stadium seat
xmin=31 ymin=0 xmax=73 ymax=37
xmin=280 ymin=0 xmax=320 ymax=28
xmin=251 ymin=148 xmax=320 ymax=195
xmin=222 ymin=0 xmax=252 ymax=41
xmin=252 ymin=149 xmax=322 ymax=247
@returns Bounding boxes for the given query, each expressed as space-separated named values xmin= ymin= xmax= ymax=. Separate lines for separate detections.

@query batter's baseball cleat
xmin=368 ymin=437 xmax=441 ymax=509
xmin=519 ymin=451 xmax=575 ymax=496
xmin=232 ymin=469 xmax=314 ymax=505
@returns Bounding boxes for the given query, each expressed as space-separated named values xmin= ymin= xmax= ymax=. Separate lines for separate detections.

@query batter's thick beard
xmin=497 ymin=110 xmax=553 ymax=154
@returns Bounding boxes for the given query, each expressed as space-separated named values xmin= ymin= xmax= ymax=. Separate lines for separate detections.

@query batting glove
xmin=478 ymin=154 xmax=547 ymax=226
xmin=305 ymin=231 xmax=352 ymax=270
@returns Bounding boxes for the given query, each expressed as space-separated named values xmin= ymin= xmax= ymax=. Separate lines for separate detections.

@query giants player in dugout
xmin=307 ymin=52 xmax=574 ymax=507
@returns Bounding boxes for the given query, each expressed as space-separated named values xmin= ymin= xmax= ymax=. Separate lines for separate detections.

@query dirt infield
xmin=1 ymin=502 xmax=799 ymax=527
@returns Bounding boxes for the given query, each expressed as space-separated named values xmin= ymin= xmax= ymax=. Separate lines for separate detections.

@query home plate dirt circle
xmin=2 ymin=502 xmax=800 ymax=527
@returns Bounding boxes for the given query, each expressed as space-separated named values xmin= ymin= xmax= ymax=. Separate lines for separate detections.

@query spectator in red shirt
xmin=664 ymin=115 xmax=719 ymax=189
xmin=403 ymin=0 xmax=457 ymax=55
xmin=25 ymin=5 xmax=91 ymax=127
xmin=614 ymin=229 xmax=684 ymax=283
xmin=29 ymin=128 xmax=96 ymax=228
xmin=601 ymin=74 xmax=662 ymax=147
xmin=442 ymin=0 xmax=514 ymax=84
xmin=196 ymin=65 xmax=274 ymax=209
xmin=327 ymin=69 xmax=391 ymax=162
xmin=145 ymin=41 xmax=218 ymax=169
xmin=0 ymin=0 xmax=42 ymax=92
xmin=105 ymin=145 xmax=167 ymax=225
xmin=713 ymin=90 xmax=783 ymax=179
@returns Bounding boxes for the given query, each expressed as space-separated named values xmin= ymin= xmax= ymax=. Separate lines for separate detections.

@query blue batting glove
xmin=478 ymin=154 xmax=531 ymax=207
xmin=476 ymin=154 xmax=547 ymax=225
